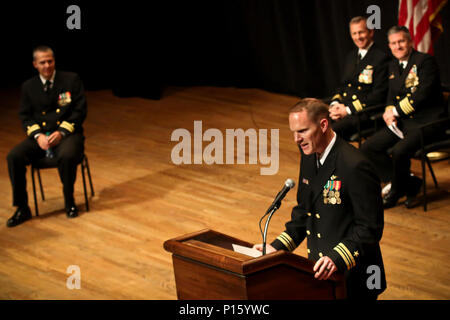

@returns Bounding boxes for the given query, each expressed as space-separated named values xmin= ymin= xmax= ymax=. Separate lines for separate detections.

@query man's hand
xmin=383 ymin=108 xmax=397 ymax=126
xmin=313 ymin=256 xmax=337 ymax=280
xmin=329 ymin=103 xmax=348 ymax=120
xmin=253 ymin=243 xmax=277 ymax=254
xmin=36 ymin=134 xmax=50 ymax=150
xmin=48 ymin=131 xmax=63 ymax=147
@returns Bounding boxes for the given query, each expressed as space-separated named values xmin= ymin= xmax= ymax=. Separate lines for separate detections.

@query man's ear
xmin=320 ymin=118 xmax=329 ymax=133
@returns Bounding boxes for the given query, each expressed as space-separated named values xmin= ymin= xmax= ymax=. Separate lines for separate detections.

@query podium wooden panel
xmin=164 ymin=229 xmax=346 ymax=299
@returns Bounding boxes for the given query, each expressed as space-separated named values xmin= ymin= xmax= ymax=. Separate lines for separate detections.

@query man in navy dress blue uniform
xmin=6 ymin=46 xmax=87 ymax=227
xmin=255 ymin=98 xmax=386 ymax=299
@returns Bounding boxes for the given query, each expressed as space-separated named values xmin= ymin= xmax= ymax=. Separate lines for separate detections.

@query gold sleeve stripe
xmin=334 ymin=245 xmax=352 ymax=270
xmin=399 ymin=97 xmax=415 ymax=115
xmin=385 ymin=105 xmax=396 ymax=111
xmin=331 ymin=94 xmax=342 ymax=102
xmin=337 ymin=243 xmax=356 ymax=268
xmin=333 ymin=243 xmax=356 ymax=270
xmin=60 ymin=121 xmax=75 ymax=133
xmin=352 ymin=99 xmax=363 ymax=112
xmin=27 ymin=124 xmax=41 ymax=136
xmin=277 ymin=232 xmax=296 ymax=251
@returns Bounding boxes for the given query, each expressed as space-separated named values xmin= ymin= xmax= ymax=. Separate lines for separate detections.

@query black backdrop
xmin=1 ymin=0 xmax=449 ymax=99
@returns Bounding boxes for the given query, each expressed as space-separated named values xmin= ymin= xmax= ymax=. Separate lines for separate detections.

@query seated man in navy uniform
xmin=329 ymin=16 xmax=389 ymax=141
xmin=361 ymin=26 xmax=445 ymax=209
xmin=254 ymin=98 xmax=386 ymax=300
xmin=6 ymin=45 xmax=87 ymax=227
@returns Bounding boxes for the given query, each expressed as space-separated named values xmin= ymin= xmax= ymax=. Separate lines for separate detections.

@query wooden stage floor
xmin=0 ymin=86 xmax=449 ymax=299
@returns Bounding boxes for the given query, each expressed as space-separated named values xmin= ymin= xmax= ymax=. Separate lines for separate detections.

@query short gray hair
xmin=387 ymin=26 xmax=412 ymax=41
xmin=349 ymin=16 xmax=367 ymax=27
xmin=33 ymin=45 xmax=54 ymax=61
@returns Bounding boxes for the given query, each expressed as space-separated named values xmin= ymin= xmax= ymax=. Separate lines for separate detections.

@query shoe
xmin=6 ymin=206 xmax=32 ymax=227
xmin=66 ymin=205 xmax=79 ymax=218
xmin=405 ymin=176 xmax=422 ymax=209
xmin=383 ymin=191 xmax=403 ymax=209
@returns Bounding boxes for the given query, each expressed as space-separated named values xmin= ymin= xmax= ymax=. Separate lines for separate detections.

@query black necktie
xmin=44 ymin=80 xmax=51 ymax=93
xmin=399 ymin=62 xmax=405 ymax=75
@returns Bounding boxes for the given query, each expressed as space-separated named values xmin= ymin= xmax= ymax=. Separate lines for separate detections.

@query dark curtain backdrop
xmin=1 ymin=0 xmax=449 ymax=99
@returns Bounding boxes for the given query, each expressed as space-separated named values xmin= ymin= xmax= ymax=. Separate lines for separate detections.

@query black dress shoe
xmin=6 ymin=206 xmax=32 ymax=227
xmin=66 ymin=205 xmax=79 ymax=218
xmin=383 ymin=191 xmax=403 ymax=209
xmin=405 ymin=176 xmax=423 ymax=209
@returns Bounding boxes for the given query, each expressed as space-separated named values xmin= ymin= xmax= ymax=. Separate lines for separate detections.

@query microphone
xmin=269 ymin=179 xmax=295 ymax=210
xmin=260 ymin=179 xmax=296 ymax=255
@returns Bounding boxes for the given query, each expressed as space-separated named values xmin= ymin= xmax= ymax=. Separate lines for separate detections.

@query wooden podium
xmin=164 ymin=229 xmax=346 ymax=299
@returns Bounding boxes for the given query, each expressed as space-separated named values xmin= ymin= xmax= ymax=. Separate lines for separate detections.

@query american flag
xmin=398 ymin=0 xmax=447 ymax=54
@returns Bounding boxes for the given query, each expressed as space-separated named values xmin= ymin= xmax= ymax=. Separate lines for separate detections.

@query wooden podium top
xmin=163 ymin=228 xmax=343 ymax=282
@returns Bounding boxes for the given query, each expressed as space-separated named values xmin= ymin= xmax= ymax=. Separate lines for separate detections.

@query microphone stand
xmin=260 ymin=201 xmax=281 ymax=255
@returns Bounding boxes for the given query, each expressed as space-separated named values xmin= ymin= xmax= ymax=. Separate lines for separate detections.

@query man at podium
xmin=255 ymin=98 xmax=386 ymax=300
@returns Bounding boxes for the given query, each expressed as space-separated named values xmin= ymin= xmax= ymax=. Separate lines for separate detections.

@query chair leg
xmin=37 ymin=168 xmax=45 ymax=201
xmin=31 ymin=167 xmax=39 ymax=217
xmin=425 ymin=157 xmax=438 ymax=188
xmin=84 ymin=156 xmax=95 ymax=197
xmin=422 ymin=155 xmax=427 ymax=212
xmin=81 ymin=161 xmax=89 ymax=212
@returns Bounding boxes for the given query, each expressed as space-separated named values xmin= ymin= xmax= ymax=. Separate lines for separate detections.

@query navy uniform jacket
xmin=272 ymin=136 xmax=386 ymax=297
xmin=19 ymin=71 xmax=87 ymax=138
xmin=331 ymin=44 xmax=389 ymax=113
xmin=387 ymin=50 xmax=444 ymax=126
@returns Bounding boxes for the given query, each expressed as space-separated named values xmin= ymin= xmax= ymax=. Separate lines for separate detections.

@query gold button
xmin=42 ymin=122 xmax=46 ymax=126
xmin=306 ymin=230 xmax=311 ymax=235
xmin=42 ymin=111 xmax=46 ymax=115
xmin=357 ymin=86 xmax=361 ymax=90
xmin=363 ymin=103 xmax=366 ymax=107
xmin=307 ymin=212 xmax=311 ymax=216
xmin=348 ymin=83 xmax=352 ymax=87
xmin=343 ymin=92 xmax=347 ymax=97
xmin=319 ymin=252 xmax=323 ymax=258
xmin=57 ymin=121 xmax=60 ymax=125
xmin=56 ymin=108 xmax=60 ymax=113
xmin=352 ymin=95 xmax=357 ymax=100
xmin=396 ymin=96 xmax=400 ymax=100
xmin=407 ymin=93 xmax=411 ymax=96
xmin=307 ymin=249 xmax=311 ymax=254
xmin=410 ymin=100 xmax=414 ymax=103
xmin=317 ymin=233 xmax=321 ymax=238
xmin=315 ymin=214 xmax=320 ymax=219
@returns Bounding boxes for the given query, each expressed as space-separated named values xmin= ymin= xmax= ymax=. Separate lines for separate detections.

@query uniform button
xmin=363 ymin=103 xmax=366 ymax=107
xmin=306 ymin=230 xmax=311 ymax=235
xmin=307 ymin=249 xmax=311 ymax=254
xmin=56 ymin=121 xmax=60 ymax=125
xmin=317 ymin=233 xmax=321 ymax=238
xmin=315 ymin=214 xmax=320 ymax=219
xmin=352 ymin=95 xmax=357 ymax=100
xmin=56 ymin=108 xmax=60 ymax=113
xmin=307 ymin=212 xmax=311 ymax=216
xmin=42 ymin=122 xmax=46 ymax=126
xmin=343 ymin=92 xmax=347 ymax=97
xmin=407 ymin=93 xmax=411 ymax=96
xmin=357 ymin=86 xmax=361 ymax=90
xmin=410 ymin=100 xmax=414 ymax=104
xmin=319 ymin=252 xmax=323 ymax=258
xmin=396 ymin=96 xmax=400 ymax=100
xmin=42 ymin=111 xmax=46 ymax=115
xmin=347 ymin=83 xmax=352 ymax=87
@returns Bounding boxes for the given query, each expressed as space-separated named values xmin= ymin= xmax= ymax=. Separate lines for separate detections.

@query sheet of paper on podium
xmin=232 ymin=244 xmax=262 ymax=258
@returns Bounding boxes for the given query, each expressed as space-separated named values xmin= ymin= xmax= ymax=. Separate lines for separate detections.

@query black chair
xmin=350 ymin=103 xmax=385 ymax=147
xmin=412 ymin=91 xmax=450 ymax=211
xmin=30 ymin=154 xmax=94 ymax=216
